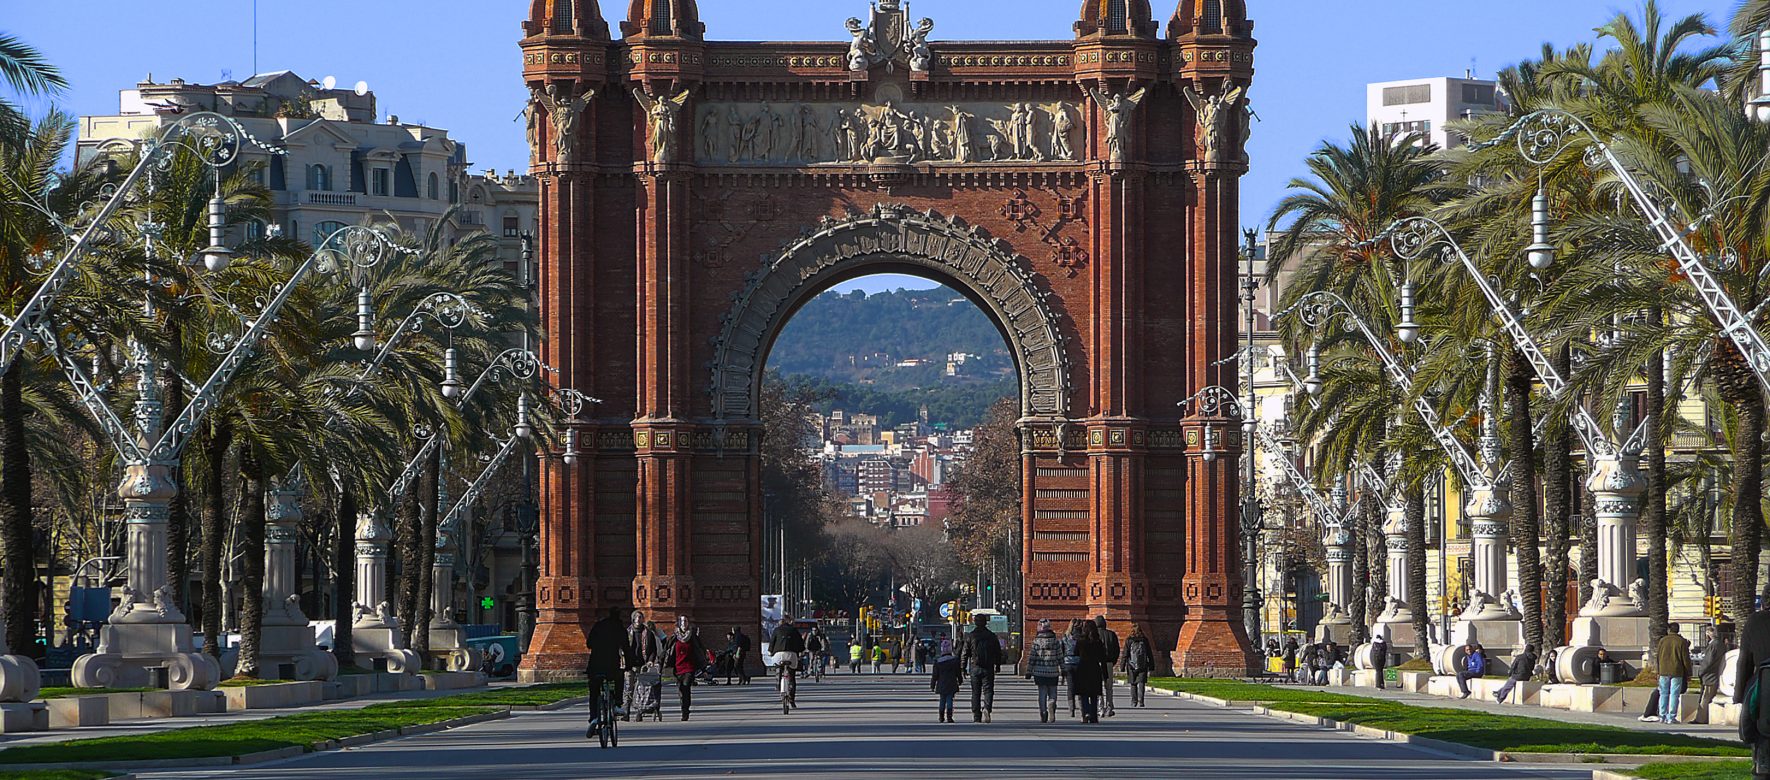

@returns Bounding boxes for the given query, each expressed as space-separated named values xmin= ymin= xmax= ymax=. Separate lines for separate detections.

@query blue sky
xmin=6 ymin=0 xmax=1739 ymax=293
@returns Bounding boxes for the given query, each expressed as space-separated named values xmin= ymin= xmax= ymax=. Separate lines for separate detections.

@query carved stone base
xmin=1450 ymin=615 xmax=1524 ymax=655
xmin=425 ymin=623 xmax=485 ymax=673
xmin=1373 ymin=618 xmax=1418 ymax=656
xmin=74 ymin=621 xmax=219 ymax=691
xmin=350 ymin=621 xmax=421 ymax=675
xmin=0 ymin=655 xmax=40 ymax=702
xmin=1314 ymin=619 xmax=1355 ymax=646
xmin=0 ymin=702 xmax=46 ymax=733
xmin=520 ymin=617 xmax=591 ymax=682
xmin=254 ymin=623 xmax=340 ymax=681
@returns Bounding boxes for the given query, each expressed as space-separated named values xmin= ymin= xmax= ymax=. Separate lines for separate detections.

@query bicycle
xmin=587 ymin=678 xmax=620 ymax=748
xmin=777 ymin=653 xmax=798 ymax=714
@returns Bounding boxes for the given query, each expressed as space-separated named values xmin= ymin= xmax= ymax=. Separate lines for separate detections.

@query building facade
xmin=1366 ymin=75 xmax=1504 ymax=149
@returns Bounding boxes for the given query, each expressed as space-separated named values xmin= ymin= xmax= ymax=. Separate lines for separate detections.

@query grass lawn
xmin=0 ymin=701 xmax=495 ymax=765
xmin=0 ymin=771 xmax=120 ymax=779
xmin=1624 ymin=762 xmax=1754 ymax=779
xmin=33 ymin=689 xmax=152 ymax=700
xmin=369 ymin=683 xmax=585 ymax=710
xmin=1148 ymin=678 xmax=1748 ymax=757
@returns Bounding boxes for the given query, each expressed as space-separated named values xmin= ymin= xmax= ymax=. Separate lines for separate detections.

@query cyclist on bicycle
xmin=771 ymin=620 xmax=806 ymax=709
xmin=585 ymin=606 xmax=629 ymax=736
xmin=805 ymin=628 xmax=826 ymax=680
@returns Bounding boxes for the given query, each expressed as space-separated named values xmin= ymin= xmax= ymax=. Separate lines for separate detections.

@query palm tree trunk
xmin=199 ymin=420 xmax=232 ymax=658
xmin=163 ymin=335 xmax=189 ymax=615
xmin=1542 ymin=346 xmax=1573 ymax=649
xmin=1578 ymin=433 xmax=1598 ymax=607
xmin=235 ymin=447 xmax=267 ymax=678
xmin=396 ymin=474 xmax=420 ymax=644
xmin=1349 ymin=497 xmax=1370 ymax=645
xmin=1367 ymin=507 xmax=1387 ymax=640
xmin=1717 ymin=341 xmax=1765 ymax=614
xmin=1645 ymin=338 xmax=1669 ymax=665
xmin=1404 ymin=484 xmax=1429 ymax=652
xmin=333 ymin=486 xmax=357 ymax=669
xmin=0 ymin=362 xmax=34 ymax=657
xmin=1505 ymin=348 xmax=1544 ymax=649
xmin=411 ymin=450 xmax=439 ymax=658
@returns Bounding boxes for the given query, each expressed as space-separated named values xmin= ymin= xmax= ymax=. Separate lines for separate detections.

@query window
xmin=553 ymin=0 xmax=574 ymax=33
xmin=503 ymin=215 xmax=520 ymax=238
xmin=427 ymin=173 xmax=439 ymax=200
xmin=448 ymin=181 xmax=459 ymax=204
xmin=1106 ymin=1 xmax=1127 ymax=33
xmin=1382 ymin=84 xmax=1432 ymax=106
xmin=314 ymin=220 xmax=348 ymax=246
xmin=269 ymin=157 xmax=286 ymax=191
xmin=1380 ymin=120 xmax=1431 ymax=139
xmin=371 ymin=168 xmax=389 ymax=196
xmin=306 ymin=164 xmax=332 ymax=192
xmin=1200 ymin=0 xmax=1222 ymax=33
xmin=1462 ymin=83 xmax=1497 ymax=107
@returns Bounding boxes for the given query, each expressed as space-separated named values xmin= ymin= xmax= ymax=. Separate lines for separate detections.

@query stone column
xmin=350 ymin=510 xmax=419 ymax=674
xmin=254 ymin=480 xmax=335 ymax=681
xmin=425 ymin=527 xmax=482 ymax=673
xmin=1375 ymin=502 xmax=1415 ymax=651
xmin=1462 ymin=478 xmax=1517 ymax=620
xmin=1322 ymin=523 xmax=1353 ymax=620
xmin=1585 ymin=451 xmax=1646 ymax=616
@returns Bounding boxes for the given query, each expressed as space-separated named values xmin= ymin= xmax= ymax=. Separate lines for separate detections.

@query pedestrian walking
xmin=1095 ymin=616 xmax=1120 ymax=717
xmin=1657 ymin=624 xmax=1692 ymax=724
xmin=1694 ymin=626 xmax=1727 ymax=724
xmin=1071 ymin=620 xmax=1107 ymax=723
xmin=960 ymin=613 xmax=1003 ymax=722
xmin=1371 ymin=634 xmax=1388 ymax=689
xmin=725 ymin=627 xmax=752 ymax=685
xmin=1494 ymin=643 xmax=1537 ymax=704
xmin=584 ymin=606 xmax=628 ymax=737
xmin=1731 ymin=608 xmax=1770 ymax=778
xmin=1296 ymin=642 xmax=1316 ymax=685
xmin=914 ymin=636 xmax=930 ymax=674
xmin=1121 ymin=623 xmax=1153 ymax=708
xmin=1456 ymin=642 xmax=1486 ymax=699
xmin=1283 ymin=636 xmax=1299 ymax=677
xmin=665 ymin=617 xmax=709 ymax=721
xmin=931 ymin=639 xmax=961 ymax=723
xmin=1061 ymin=619 xmax=1083 ymax=717
xmin=623 ymin=611 xmax=661 ymax=719
xmin=849 ymin=640 xmax=863 ymax=674
xmin=871 ymin=643 xmax=885 ymax=674
xmin=1027 ymin=618 xmax=1063 ymax=722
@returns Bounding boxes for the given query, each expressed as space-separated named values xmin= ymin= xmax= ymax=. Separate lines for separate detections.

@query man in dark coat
xmin=959 ymin=614 xmax=1002 ymax=722
xmin=1735 ymin=609 xmax=1770 ymax=778
xmin=1095 ymin=616 xmax=1120 ymax=717
xmin=585 ymin=606 xmax=628 ymax=733
xmin=771 ymin=621 xmax=805 ymax=706
xmin=1695 ymin=626 xmax=1728 ymax=725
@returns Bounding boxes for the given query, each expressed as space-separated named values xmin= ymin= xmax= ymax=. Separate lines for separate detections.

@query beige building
xmin=77 ymin=70 xmax=537 ymax=270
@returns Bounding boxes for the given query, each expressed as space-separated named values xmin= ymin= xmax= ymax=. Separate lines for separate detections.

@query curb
xmin=1593 ymin=772 xmax=1640 ymax=780
xmin=522 ymin=696 xmax=590 ymax=712
xmin=0 ymin=709 xmax=510 ymax=774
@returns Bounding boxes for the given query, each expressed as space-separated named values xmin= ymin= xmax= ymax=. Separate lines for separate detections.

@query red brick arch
xmin=517 ymin=0 xmax=1257 ymax=679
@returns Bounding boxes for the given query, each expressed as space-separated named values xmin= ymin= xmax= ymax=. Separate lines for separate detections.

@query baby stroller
xmin=698 ymin=648 xmax=729 ymax=685
xmin=629 ymin=666 xmax=663 ymax=723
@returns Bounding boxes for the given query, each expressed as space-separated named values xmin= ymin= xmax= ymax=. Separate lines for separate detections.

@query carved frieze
xmin=693 ymin=100 xmax=1082 ymax=167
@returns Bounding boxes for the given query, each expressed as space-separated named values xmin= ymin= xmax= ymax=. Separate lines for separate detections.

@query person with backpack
xmin=1094 ymin=616 xmax=1120 ymax=717
xmin=805 ymin=629 xmax=827 ymax=679
xmin=1027 ymin=618 xmax=1064 ymax=722
xmin=1456 ymin=642 xmax=1487 ymax=699
xmin=1120 ymin=623 xmax=1154 ymax=708
xmin=959 ymin=613 xmax=1003 ymax=722
xmin=1733 ymin=608 xmax=1770 ymax=778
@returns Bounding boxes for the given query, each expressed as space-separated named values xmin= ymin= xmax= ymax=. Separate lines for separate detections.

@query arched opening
xmin=707 ymin=206 xmax=1070 ymax=668
xmin=759 ymin=269 xmax=1025 ymax=665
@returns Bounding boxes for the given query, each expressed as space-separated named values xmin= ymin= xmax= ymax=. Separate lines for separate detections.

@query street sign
xmin=939 ymin=602 xmax=953 ymax=619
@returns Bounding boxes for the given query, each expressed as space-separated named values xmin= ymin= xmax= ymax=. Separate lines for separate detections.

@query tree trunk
xmin=0 ymin=362 xmax=35 ymax=657
xmin=396 ymin=468 xmax=420 ymax=644
xmin=333 ymin=485 xmax=357 ymax=669
xmin=1645 ymin=336 xmax=1669 ymax=665
xmin=199 ymin=420 xmax=232 ymax=658
xmin=235 ymin=446 xmax=268 ymax=678
xmin=1368 ymin=502 xmax=1387 ymax=640
xmin=1349 ymin=495 xmax=1370 ymax=645
xmin=1542 ymin=345 xmax=1573 ymax=650
xmin=1404 ymin=483 xmax=1429 ymax=653
xmin=411 ymin=449 xmax=440 ymax=658
xmin=163 ymin=337 xmax=189 ymax=616
xmin=1505 ymin=348 xmax=1544 ymax=649
xmin=1716 ymin=341 xmax=1765 ymax=614
xmin=1578 ymin=439 xmax=1598 ymax=607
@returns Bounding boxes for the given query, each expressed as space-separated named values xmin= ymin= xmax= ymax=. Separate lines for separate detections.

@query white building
xmin=1366 ymin=75 xmax=1505 ymax=150
xmin=77 ymin=71 xmax=537 ymax=269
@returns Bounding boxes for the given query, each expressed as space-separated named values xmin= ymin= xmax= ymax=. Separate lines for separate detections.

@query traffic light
xmin=1706 ymin=595 xmax=1724 ymax=619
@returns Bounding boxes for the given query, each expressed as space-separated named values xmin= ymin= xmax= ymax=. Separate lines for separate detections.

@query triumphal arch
xmin=517 ymin=0 xmax=1257 ymax=677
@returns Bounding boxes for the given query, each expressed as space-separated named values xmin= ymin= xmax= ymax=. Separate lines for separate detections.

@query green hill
xmin=768 ymin=286 xmax=1015 ymax=429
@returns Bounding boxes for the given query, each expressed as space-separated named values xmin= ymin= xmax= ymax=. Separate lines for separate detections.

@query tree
xmin=944 ymin=398 xmax=1019 ymax=569
xmin=0 ymin=32 xmax=65 ymax=136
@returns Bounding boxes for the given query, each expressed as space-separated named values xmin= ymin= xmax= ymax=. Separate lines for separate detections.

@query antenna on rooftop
xmin=354 ymin=81 xmax=371 ymax=97
xmin=252 ymin=0 xmax=259 ymax=77
xmin=322 ymin=75 xmax=337 ymax=91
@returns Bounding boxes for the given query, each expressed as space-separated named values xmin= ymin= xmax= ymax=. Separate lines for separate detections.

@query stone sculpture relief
xmin=1086 ymin=87 xmax=1146 ymax=164
xmin=530 ymin=84 xmax=593 ymax=165
xmin=1183 ymin=83 xmax=1249 ymax=163
xmin=693 ymin=100 xmax=1081 ymax=166
xmin=845 ymin=0 xmax=934 ymax=73
xmin=633 ymin=88 xmax=692 ymax=164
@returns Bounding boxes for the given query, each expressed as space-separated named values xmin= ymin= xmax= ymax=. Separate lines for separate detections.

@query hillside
xmin=768 ymin=286 xmax=1015 ymax=429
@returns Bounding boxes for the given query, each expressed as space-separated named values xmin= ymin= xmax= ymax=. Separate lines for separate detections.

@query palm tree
xmin=0 ymin=32 xmax=65 ymax=136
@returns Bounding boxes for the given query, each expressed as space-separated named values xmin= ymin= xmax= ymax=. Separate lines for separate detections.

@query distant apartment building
xmin=857 ymin=457 xmax=896 ymax=496
xmin=77 ymin=71 xmax=538 ymax=271
xmin=1366 ymin=75 xmax=1505 ymax=150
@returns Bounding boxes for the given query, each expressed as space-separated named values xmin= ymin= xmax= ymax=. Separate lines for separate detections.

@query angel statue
xmin=1182 ymin=83 xmax=1249 ymax=163
xmin=633 ymin=88 xmax=692 ymax=164
xmin=1085 ymin=87 xmax=1147 ymax=163
xmin=534 ymin=83 xmax=593 ymax=165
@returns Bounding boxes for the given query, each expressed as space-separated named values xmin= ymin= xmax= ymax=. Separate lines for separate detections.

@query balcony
xmin=306 ymin=192 xmax=358 ymax=206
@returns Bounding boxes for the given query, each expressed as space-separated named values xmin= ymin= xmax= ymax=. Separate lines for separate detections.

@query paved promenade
xmin=133 ymin=674 xmax=1596 ymax=779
